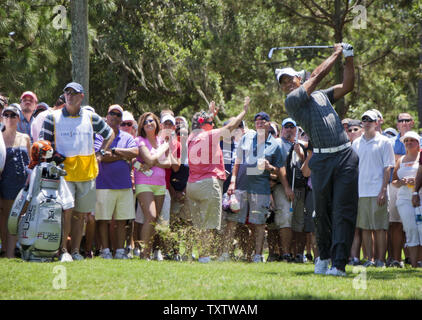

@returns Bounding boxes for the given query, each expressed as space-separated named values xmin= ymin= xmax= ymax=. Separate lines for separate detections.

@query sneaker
xmin=314 ymin=257 xmax=330 ymax=274
xmin=416 ymin=261 xmax=422 ymax=268
xmin=348 ymin=257 xmax=360 ymax=266
xmin=253 ymin=254 xmax=264 ymax=263
xmin=389 ymin=260 xmax=403 ymax=268
xmin=198 ymin=256 xmax=211 ymax=263
xmin=173 ymin=254 xmax=182 ymax=261
xmin=125 ymin=247 xmax=133 ymax=259
xmin=404 ymin=257 xmax=411 ymax=265
xmin=362 ymin=260 xmax=375 ymax=267
xmin=218 ymin=252 xmax=231 ymax=262
xmin=153 ymin=250 xmax=164 ymax=261
xmin=133 ymin=248 xmax=141 ymax=257
xmin=60 ymin=251 xmax=73 ymax=262
xmin=326 ymin=267 xmax=346 ymax=277
xmin=100 ymin=248 xmax=113 ymax=260
xmin=305 ymin=253 xmax=313 ymax=262
xmin=71 ymin=251 xmax=84 ymax=261
xmin=375 ymin=259 xmax=386 ymax=268
xmin=84 ymin=251 xmax=93 ymax=259
xmin=114 ymin=249 xmax=130 ymax=260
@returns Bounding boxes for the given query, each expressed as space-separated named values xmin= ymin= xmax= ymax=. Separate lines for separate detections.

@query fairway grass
xmin=1 ymin=258 xmax=422 ymax=300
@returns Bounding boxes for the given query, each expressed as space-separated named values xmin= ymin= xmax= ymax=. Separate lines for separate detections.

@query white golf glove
xmin=341 ymin=42 xmax=354 ymax=57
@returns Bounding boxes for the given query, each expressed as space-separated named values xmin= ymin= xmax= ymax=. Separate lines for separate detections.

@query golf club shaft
xmin=268 ymin=45 xmax=334 ymax=59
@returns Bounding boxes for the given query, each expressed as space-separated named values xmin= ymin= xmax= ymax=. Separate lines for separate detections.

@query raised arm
xmin=303 ymin=43 xmax=354 ymax=99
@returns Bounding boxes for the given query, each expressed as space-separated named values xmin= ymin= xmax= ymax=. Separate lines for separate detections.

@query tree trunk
xmin=71 ymin=0 xmax=89 ymax=105
xmin=114 ymin=69 xmax=128 ymax=106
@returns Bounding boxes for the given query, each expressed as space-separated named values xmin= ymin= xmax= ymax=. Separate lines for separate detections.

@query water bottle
xmin=415 ymin=206 xmax=422 ymax=225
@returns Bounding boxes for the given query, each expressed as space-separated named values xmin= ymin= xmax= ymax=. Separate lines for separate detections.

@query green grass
xmin=1 ymin=258 xmax=422 ymax=300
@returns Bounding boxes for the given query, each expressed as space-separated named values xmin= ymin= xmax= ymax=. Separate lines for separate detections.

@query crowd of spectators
xmin=0 ymin=86 xmax=421 ymax=270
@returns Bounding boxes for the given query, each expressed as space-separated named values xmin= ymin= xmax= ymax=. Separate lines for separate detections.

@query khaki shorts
xmin=272 ymin=184 xmax=292 ymax=229
xmin=388 ymin=184 xmax=402 ymax=223
xmin=247 ymin=193 xmax=271 ymax=225
xmin=66 ymin=179 xmax=96 ymax=213
xmin=135 ymin=188 xmax=170 ymax=226
xmin=95 ymin=188 xmax=135 ymax=220
xmin=357 ymin=196 xmax=389 ymax=230
xmin=186 ymin=177 xmax=223 ymax=230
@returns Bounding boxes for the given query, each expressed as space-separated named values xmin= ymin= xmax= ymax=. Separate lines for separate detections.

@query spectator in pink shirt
xmin=134 ymin=112 xmax=171 ymax=259
xmin=186 ymin=98 xmax=249 ymax=263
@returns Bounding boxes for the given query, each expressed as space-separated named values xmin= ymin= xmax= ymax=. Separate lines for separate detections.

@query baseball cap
xmin=63 ymin=82 xmax=84 ymax=94
xmin=161 ymin=114 xmax=176 ymax=125
xmin=122 ymin=111 xmax=136 ymax=123
xmin=254 ymin=111 xmax=270 ymax=122
xmin=108 ymin=104 xmax=123 ymax=115
xmin=400 ymin=131 xmax=420 ymax=143
xmin=2 ymin=104 xmax=20 ymax=116
xmin=20 ymin=91 xmax=38 ymax=102
xmin=361 ymin=110 xmax=378 ymax=121
xmin=371 ymin=109 xmax=383 ymax=121
xmin=348 ymin=119 xmax=362 ymax=128
xmin=36 ymin=102 xmax=49 ymax=112
xmin=275 ymin=67 xmax=300 ymax=83
xmin=282 ymin=117 xmax=297 ymax=127
xmin=383 ymin=127 xmax=398 ymax=137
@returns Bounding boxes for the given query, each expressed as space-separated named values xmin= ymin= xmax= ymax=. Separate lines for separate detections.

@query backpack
xmin=286 ymin=142 xmax=308 ymax=189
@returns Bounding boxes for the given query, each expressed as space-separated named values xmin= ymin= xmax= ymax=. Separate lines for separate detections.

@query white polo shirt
xmin=352 ymin=132 xmax=395 ymax=197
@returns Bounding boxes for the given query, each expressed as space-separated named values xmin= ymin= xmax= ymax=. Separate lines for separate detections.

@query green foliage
xmin=0 ymin=0 xmax=419 ymax=130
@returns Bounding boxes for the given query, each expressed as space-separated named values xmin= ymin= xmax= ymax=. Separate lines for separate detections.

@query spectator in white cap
xmin=18 ymin=90 xmax=38 ymax=140
xmin=352 ymin=110 xmax=395 ymax=267
xmin=120 ymin=111 xmax=138 ymax=137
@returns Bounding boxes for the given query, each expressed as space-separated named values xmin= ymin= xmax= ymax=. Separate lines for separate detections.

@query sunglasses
xmin=144 ymin=119 xmax=155 ymax=125
xmin=64 ymin=89 xmax=80 ymax=96
xmin=283 ymin=125 xmax=295 ymax=129
xmin=108 ymin=111 xmax=122 ymax=117
xmin=404 ymin=139 xmax=418 ymax=143
xmin=120 ymin=122 xmax=133 ymax=127
xmin=398 ymin=119 xmax=412 ymax=123
xmin=348 ymin=128 xmax=360 ymax=133
xmin=202 ymin=121 xmax=213 ymax=125
xmin=362 ymin=117 xmax=375 ymax=123
xmin=3 ymin=113 xmax=18 ymax=119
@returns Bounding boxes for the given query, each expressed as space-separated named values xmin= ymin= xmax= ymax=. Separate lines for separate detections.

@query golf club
xmin=268 ymin=45 xmax=334 ymax=60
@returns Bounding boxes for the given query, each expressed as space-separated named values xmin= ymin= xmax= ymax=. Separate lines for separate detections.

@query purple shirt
xmin=95 ymin=130 xmax=137 ymax=189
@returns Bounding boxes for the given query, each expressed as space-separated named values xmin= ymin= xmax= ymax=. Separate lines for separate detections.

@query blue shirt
xmin=236 ymin=131 xmax=285 ymax=194
xmin=17 ymin=110 xmax=34 ymax=141
xmin=393 ymin=133 xmax=422 ymax=156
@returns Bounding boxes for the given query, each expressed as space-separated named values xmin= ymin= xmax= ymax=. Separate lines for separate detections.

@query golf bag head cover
xmin=28 ymin=140 xmax=54 ymax=169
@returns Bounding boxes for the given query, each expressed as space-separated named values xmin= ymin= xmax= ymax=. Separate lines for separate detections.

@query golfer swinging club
xmin=276 ymin=43 xmax=358 ymax=276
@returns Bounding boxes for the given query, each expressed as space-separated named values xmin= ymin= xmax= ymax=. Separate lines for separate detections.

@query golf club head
xmin=268 ymin=48 xmax=275 ymax=59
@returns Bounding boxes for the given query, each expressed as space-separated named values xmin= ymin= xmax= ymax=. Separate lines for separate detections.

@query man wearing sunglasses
xmin=346 ymin=119 xmax=363 ymax=143
xmin=277 ymin=43 xmax=358 ymax=276
xmin=40 ymin=82 xmax=115 ymax=262
xmin=352 ymin=110 xmax=395 ymax=268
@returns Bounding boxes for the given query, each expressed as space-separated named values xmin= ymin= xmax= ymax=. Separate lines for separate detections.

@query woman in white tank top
xmin=392 ymin=131 xmax=422 ymax=268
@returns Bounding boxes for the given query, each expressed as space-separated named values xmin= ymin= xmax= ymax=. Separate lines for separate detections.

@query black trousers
xmin=309 ymin=147 xmax=359 ymax=271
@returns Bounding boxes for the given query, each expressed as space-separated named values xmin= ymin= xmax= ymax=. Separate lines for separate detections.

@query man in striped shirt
xmin=40 ymin=82 xmax=115 ymax=262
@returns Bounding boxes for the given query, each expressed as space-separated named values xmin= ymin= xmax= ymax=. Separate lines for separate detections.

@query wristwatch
xmin=97 ymin=149 xmax=106 ymax=156
xmin=111 ymin=147 xmax=117 ymax=155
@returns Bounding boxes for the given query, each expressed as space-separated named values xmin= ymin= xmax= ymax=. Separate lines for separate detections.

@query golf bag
xmin=8 ymin=141 xmax=67 ymax=262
